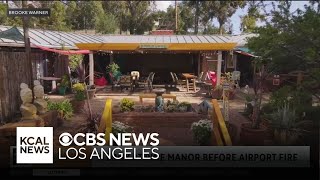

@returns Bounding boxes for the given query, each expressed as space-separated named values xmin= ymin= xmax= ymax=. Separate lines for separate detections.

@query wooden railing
xmin=211 ymin=99 xmax=232 ymax=146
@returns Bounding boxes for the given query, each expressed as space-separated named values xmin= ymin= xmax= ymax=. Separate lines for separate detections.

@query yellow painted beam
xmin=98 ymin=99 xmax=112 ymax=144
xmin=212 ymin=99 xmax=232 ymax=146
xmin=75 ymin=43 xmax=237 ymax=51
xmin=210 ymin=111 xmax=224 ymax=146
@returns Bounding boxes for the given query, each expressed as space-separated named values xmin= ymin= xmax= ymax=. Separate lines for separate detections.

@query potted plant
xmin=86 ymin=84 xmax=96 ymax=99
xmin=106 ymin=62 xmax=121 ymax=83
xmin=47 ymin=99 xmax=73 ymax=126
xmin=58 ymin=75 xmax=70 ymax=95
xmin=191 ymin=119 xmax=213 ymax=145
xmin=71 ymin=83 xmax=86 ymax=113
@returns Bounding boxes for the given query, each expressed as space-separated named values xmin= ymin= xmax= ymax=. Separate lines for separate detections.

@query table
xmin=40 ymin=77 xmax=61 ymax=92
xmin=182 ymin=73 xmax=197 ymax=92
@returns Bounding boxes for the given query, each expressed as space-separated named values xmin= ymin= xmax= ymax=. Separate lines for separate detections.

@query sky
xmin=155 ymin=1 xmax=310 ymax=35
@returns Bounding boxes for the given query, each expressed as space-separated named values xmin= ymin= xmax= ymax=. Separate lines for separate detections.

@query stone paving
xmin=49 ymin=86 xmax=271 ymax=145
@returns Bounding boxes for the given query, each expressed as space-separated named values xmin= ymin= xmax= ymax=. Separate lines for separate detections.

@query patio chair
xmin=191 ymin=72 xmax=205 ymax=90
xmin=118 ymin=75 xmax=133 ymax=92
xmin=137 ymin=72 xmax=154 ymax=92
xmin=149 ymin=72 xmax=155 ymax=92
xmin=173 ymin=73 xmax=186 ymax=88
xmin=191 ymin=72 xmax=204 ymax=84
xmin=169 ymin=72 xmax=177 ymax=88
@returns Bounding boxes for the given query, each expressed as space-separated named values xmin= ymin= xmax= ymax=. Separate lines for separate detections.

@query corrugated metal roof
xmin=0 ymin=26 xmax=104 ymax=49
xmin=100 ymin=35 xmax=234 ymax=44
xmin=0 ymin=25 xmax=256 ymax=49
xmin=231 ymin=33 xmax=258 ymax=47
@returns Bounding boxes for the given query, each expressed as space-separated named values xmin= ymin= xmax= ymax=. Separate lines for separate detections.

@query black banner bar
xmin=7 ymin=9 xmax=51 ymax=17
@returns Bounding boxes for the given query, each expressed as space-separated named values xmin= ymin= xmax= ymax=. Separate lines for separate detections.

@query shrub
xmin=120 ymin=98 xmax=135 ymax=112
xmin=165 ymin=100 xmax=179 ymax=112
xmin=138 ymin=105 xmax=154 ymax=112
xmin=191 ymin=119 xmax=212 ymax=145
xmin=112 ymin=121 xmax=132 ymax=134
xmin=72 ymin=83 xmax=86 ymax=101
xmin=47 ymin=100 xmax=73 ymax=120
xmin=178 ymin=101 xmax=192 ymax=112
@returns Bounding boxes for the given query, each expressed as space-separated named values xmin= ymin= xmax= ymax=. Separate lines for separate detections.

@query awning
xmin=75 ymin=43 xmax=237 ymax=51
xmin=0 ymin=26 xmax=24 ymax=41
xmin=0 ymin=27 xmax=90 ymax=55
xmin=235 ymin=47 xmax=256 ymax=57
xmin=33 ymin=43 xmax=90 ymax=55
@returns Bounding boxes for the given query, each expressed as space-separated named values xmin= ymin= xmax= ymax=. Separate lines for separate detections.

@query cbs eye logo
xmin=59 ymin=133 xmax=73 ymax=146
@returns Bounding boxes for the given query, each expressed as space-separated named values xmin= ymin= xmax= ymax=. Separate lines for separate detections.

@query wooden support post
xmin=22 ymin=1 xmax=34 ymax=103
xmin=89 ymin=52 xmax=94 ymax=86
xmin=217 ymin=51 xmax=222 ymax=85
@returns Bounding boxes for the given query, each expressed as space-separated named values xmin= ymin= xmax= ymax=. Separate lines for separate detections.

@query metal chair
xmin=118 ymin=75 xmax=133 ymax=92
xmin=173 ymin=73 xmax=186 ymax=88
xmin=138 ymin=72 xmax=154 ymax=92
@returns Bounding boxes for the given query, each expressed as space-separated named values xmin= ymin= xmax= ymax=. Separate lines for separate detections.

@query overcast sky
xmin=155 ymin=1 xmax=310 ymax=35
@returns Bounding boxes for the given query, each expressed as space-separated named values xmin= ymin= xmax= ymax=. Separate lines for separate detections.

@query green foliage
xmin=191 ymin=119 xmax=212 ymax=145
xmin=112 ymin=121 xmax=132 ymax=134
xmin=247 ymin=5 xmax=320 ymax=96
xmin=269 ymin=103 xmax=296 ymax=129
xmin=120 ymin=98 xmax=135 ymax=112
xmin=69 ymin=54 xmax=84 ymax=71
xmin=178 ymin=101 xmax=192 ymax=112
xmin=95 ymin=13 xmax=117 ymax=34
xmin=46 ymin=1 xmax=69 ymax=31
xmin=47 ymin=100 xmax=73 ymax=120
xmin=59 ymin=75 xmax=70 ymax=88
xmin=106 ymin=62 xmax=120 ymax=74
xmin=72 ymin=83 xmax=86 ymax=101
xmin=138 ymin=105 xmax=154 ymax=112
xmin=165 ymin=100 xmax=179 ymax=112
xmin=0 ymin=3 xmax=23 ymax=27
xmin=201 ymin=1 xmax=247 ymax=34
xmin=270 ymin=86 xmax=292 ymax=108
xmin=240 ymin=1 xmax=265 ymax=33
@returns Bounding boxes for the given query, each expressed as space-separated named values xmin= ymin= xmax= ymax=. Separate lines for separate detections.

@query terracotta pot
xmin=240 ymin=122 xmax=267 ymax=145
xmin=86 ymin=89 xmax=96 ymax=99
xmin=71 ymin=100 xmax=85 ymax=113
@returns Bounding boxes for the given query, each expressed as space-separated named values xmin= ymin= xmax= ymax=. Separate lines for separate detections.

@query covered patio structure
xmin=75 ymin=35 xmax=237 ymax=88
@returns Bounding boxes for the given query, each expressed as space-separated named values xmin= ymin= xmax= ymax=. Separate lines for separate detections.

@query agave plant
xmin=270 ymin=103 xmax=296 ymax=129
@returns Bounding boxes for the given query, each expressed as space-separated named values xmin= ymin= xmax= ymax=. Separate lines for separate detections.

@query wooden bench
xmin=139 ymin=93 xmax=177 ymax=103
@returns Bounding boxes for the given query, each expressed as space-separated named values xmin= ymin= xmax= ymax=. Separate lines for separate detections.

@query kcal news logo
xmin=16 ymin=127 xmax=53 ymax=164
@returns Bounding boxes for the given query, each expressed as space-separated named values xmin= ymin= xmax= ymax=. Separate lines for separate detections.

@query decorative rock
xmin=20 ymin=84 xmax=33 ymax=104
xmin=33 ymin=81 xmax=47 ymax=114
xmin=34 ymin=83 xmax=45 ymax=98
xmin=19 ymin=83 xmax=38 ymax=120
xmin=34 ymin=99 xmax=47 ymax=114
xmin=20 ymin=103 xmax=38 ymax=120
xmin=20 ymin=83 xmax=28 ymax=89
xmin=33 ymin=80 xmax=41 ymax=86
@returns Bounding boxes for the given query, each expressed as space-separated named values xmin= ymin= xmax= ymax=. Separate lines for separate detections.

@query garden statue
xmin=153 ymin=88 xmax=166 ymax=112
xmin=20 ymin=83 xmax=38 ymax=120
xmin=33 ymin=80 xmax=47 ymax=114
